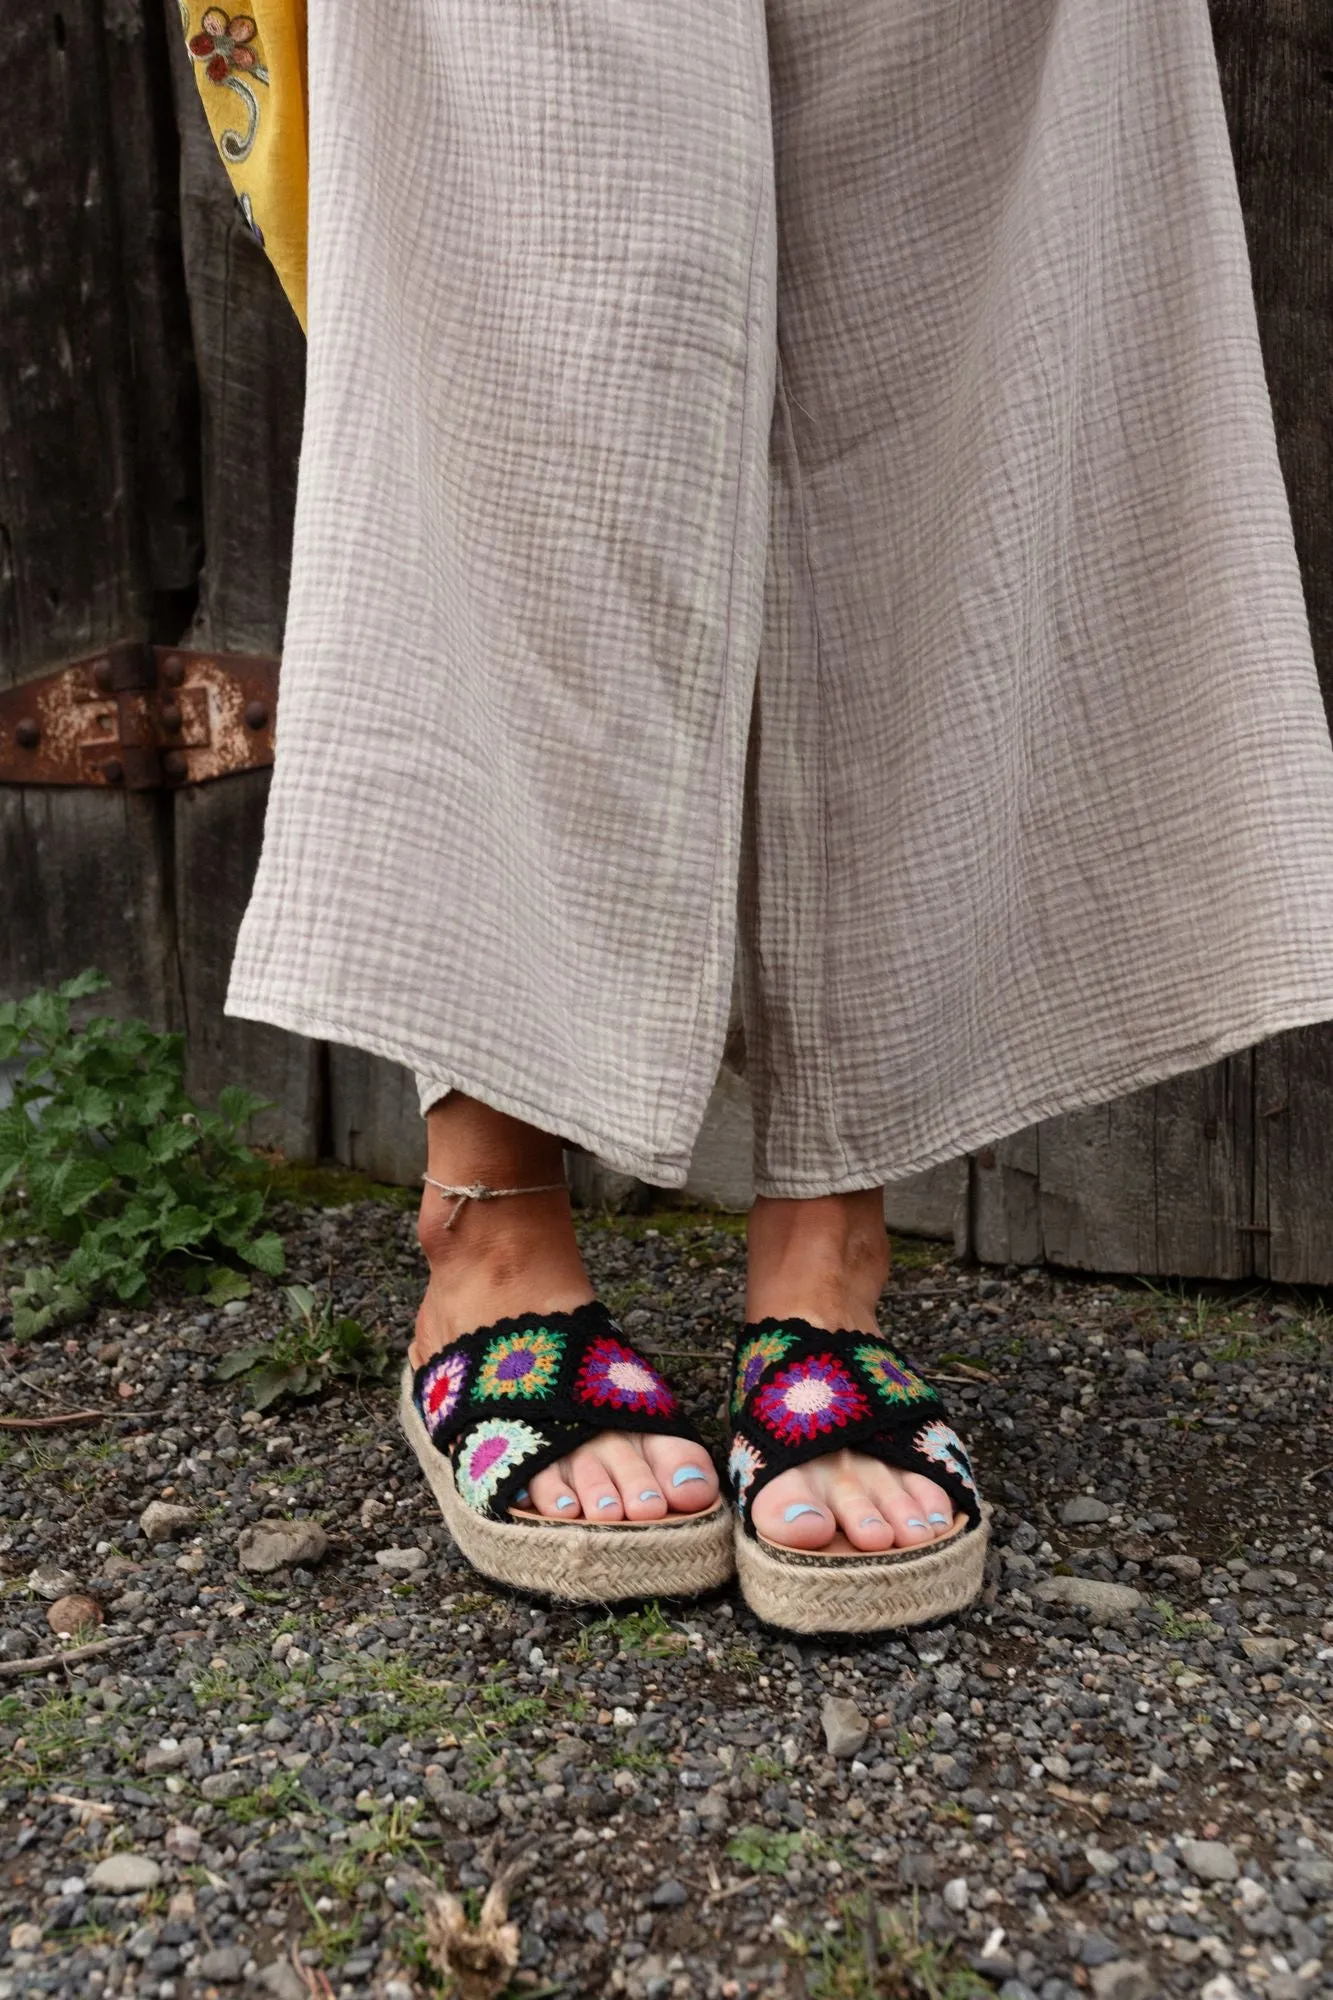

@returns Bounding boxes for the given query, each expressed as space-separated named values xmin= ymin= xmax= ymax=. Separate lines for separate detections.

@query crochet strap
xmin=410 ymin=1301 xmax=701 ymax=1521
xmin=725 ymin=1317 xmax=983 ymax=1538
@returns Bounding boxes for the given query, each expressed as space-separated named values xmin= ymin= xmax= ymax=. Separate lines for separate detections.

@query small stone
xmin=423 ymin=1772 xmax=499 ymax=1831
xmin=197 ymin=1946 xmax=248 ymax=1983
xmin=200 ymin=1770 xmax=249 ymax=1801
xmin=1086 ymin=1846 xmax=1119 ymax=1877
xmin=9 ymin=1922 xmax=42 ymax=1952
xmin=1088 ymin=1963 xmax=1153 ymax=2000
xmin=1157 ymin=1554 xmax=1202 ymax=1582
xmin=943 ymin=1876 xmax=969 ymax=1912
xmin=1032 ymin=1577 xmax=1144 ymax=1617
xmin=1060 ymin=1496 xmax=1112 ymax=1526
xmin=1199 ymin=1979 xmax=1241 ymax=2000
xmin=138 ymin=1501 xmax=196 ymax=1545
xmin=1292 ymin=1857 xmax=1333 ymax=1894
xmin=650 ymin=1879 xmax=688 ymax=1907
xmin=1178 ymin=1838 xmax=1239 ymax=1884
xmin=1238 ymin=1632 xmax=1291 ymax=1665
xmin=0 ymin=1629 xmax=35 ymax=1660
xmin=821 ymin=1694 xmax=870 ymax=1759
xmin=236 ymin=1517 xmax=329 ymax=1573
xmin=26 ymin=1562 xmax=79 ymax=1601
xmin=46 ymin=1593 xmax=103 ymax=1638
xmin=373 ymin=1546 xmax=428 ymax=1574
xmin=89 ymin=1854 xmax=162 ymax=1893
xmin=612 ymin=1706 xmax=637 ymax=1729
xmin=142 ymin=1739 xmax=185 ymax=1774
xmin=257 ymin=1961 xmax=308 ymax=2000
xmin=164 ymin=1823 xmax=201 ymax=1863
xmin=1239 ymin=1568 xmax=1274 ymax=1593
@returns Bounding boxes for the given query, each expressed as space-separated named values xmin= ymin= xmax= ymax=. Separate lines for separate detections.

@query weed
xmin=221 ymin=1771 xmax=313 ymax=1824
xmin=213 ymin=1281 xmax=392 ymax=1409
xmin=0 ymin=970 xmax=283 ymax=1334
xmin=1153 ymin=1599 xmax=1221 ymax=1642
xmin=575 ymin=1602 xmax=686 ymax=1660
xmin=2 ymin=1689 xmax=105 ymax=1783
xmin=726 ymin=1824 xmax=805 ymax=1876
xmin=791 ymin=1894 xmax=992 ymax=1998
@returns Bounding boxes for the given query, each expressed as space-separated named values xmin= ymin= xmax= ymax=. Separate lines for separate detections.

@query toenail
xmin=783 ymin=1503 xmax=824 ymax=1523
xmin=639 ymin=1490 xmax=661 ymax=1502
xmin=927 ymin=1511 xmax=949 ymax=1524
xmin=597 ymin=1495 xmax=618 ymax=1511
xmin=906 ymin=1517 xmax=928 ymax=1529
xmin=555 ymin=1495 xmax=576 ymax=1510
xmin=514 ymin=1488 xmax=529 ymax=1506
xmin=672 ymin=1465 xmax=707 ymax=1487
xmin=860 ymin=1515 xmax=882 ymax=1529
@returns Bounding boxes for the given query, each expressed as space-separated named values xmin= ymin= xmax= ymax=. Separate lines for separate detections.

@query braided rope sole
xmin=734 ymin=1503 xmax=992 ymax=1635
xmin=400 ymin=1367 xmax=735 ymax=1603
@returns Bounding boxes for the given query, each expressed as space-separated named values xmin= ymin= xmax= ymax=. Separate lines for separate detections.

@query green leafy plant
xmin=0 ymin=971 xmax=283 ymax=1335
xmin=214 ymin=1281 xmax=392 ymax=1409
xmin=787 ymin=1894 xmax=992 ymax=1999
xmin=726 ymin=1824 xmax=806 ymax=1875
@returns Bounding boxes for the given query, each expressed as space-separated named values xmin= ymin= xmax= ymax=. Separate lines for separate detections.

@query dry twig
xmin=0 ymin=1410 xmax=110 ymax=1430
xmin=0 ymin=1634 xmax=139 ymax=1680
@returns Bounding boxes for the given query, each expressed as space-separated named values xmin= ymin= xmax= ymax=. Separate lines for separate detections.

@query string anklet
xmin=421 ymin=1174 xmax=567 ymax=1231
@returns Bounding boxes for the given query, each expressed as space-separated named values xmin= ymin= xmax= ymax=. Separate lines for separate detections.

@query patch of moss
xmin=251 ymin=1157 xmax=417 ymax=1211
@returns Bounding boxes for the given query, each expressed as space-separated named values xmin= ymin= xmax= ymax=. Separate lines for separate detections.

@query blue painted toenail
xmin=555 ymin=1495 xmax=576 ymax=1510
xmin=514 ymin=1488 xmax=530 ymax=1506
xmin=927 ymin=1511 xmax=949 ymax=1524
xmin=639 ymin=1490 xmax=661 ymax=1502
xmin=783 ymin=1503 xmax=823 ymax=1523
xmin=672 ymin=1465 xmax=707 ymax=1487
xmin=906 ymin=1517 xmax=928 ymax=1529
xmin=597 ymin=1496 xmax=618 ymax=1511
xmin=860 ymin=1515 xmax=882 ymax=1529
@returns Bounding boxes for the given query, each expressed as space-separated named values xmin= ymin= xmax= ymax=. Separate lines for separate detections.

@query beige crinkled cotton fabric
xmin=226 ymin=0 xmax=1333 ymax=1195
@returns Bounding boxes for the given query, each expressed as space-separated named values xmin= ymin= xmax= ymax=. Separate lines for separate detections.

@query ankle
xmin=413 ymin=1189 xmax=593 ymax=1363
xmin=745 ymin=1190 xmax=890 ymax=1331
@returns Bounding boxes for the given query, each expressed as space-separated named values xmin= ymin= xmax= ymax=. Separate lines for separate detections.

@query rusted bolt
xmin=160 ymin=702 xmax=183 ymax=733
xmin=161 ymin=655 xmax=186 ymax=687
xmin=162 ymin=749 xmax=189 ymax=781
xmin=244 ymin=700 xmax=269 ymax=731
xmin=15 ymin=718 xmax=39 ymax=750
xmin=91 ymin=658 xmax=115 ymax=692
xmin=103 ymin=759 xmax=124 ymax=784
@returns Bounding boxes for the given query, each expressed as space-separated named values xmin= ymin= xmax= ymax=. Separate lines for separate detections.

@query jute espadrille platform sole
xmin=400 ymin=1367 xmax=734 ymax=1603
xmin=732 ymin=1502 xmax=992 ymax=1635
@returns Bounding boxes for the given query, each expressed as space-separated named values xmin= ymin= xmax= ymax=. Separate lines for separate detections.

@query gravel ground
xmin=1 ymin=1192 xmax=1330 ymax=2000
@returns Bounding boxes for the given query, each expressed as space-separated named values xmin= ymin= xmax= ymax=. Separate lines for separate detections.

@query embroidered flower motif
xmin=727 ymin=1435 xmax=765 ymax=1513
xmin=455 ymin=1417 xmax=544 ymax=1512
xmin=419 ymin=1349 xmax=468 ymax=1433
xmin=855 ymin=1342 xmax=931 ymax=1406
xmin=477 ymin=1326 xmax=564 ymax=1401
xmin=914 ymin=1420 xmax=978 ymax=1495
xmin=189 ymin=8 xmax=259 ymax=82
xmin=753 ymin=1353 xmax=868 ymax=1446
xmin=731 ymin=1330 xmax=795 ymax=1415
xmin=574 ymin=1336 xmax=676 ymax=1417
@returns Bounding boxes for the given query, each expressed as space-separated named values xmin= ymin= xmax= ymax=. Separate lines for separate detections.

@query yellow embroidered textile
xmin=180 ymin=3 xmax=308 ymax=332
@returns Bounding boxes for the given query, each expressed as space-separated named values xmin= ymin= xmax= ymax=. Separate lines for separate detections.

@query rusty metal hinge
xmin=0 ymin=643 xmax=278 ymax=790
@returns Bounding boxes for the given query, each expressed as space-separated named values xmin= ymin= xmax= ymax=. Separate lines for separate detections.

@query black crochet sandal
xmin=400 ymin=1299 xmax=733 ymax=1603
xmin=725 ymin=1318 xmax=990 ymax=1634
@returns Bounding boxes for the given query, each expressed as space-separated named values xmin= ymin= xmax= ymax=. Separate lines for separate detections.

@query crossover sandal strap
xmin=410 ymin=1300 xmax=704 ymax=1522
xmin=725 ymin=1317 xmax=983 ymax=1540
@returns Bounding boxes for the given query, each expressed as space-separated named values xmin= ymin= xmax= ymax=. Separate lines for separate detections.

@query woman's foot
xmin=743 ymin=1190 xmax=955 ymax=1553
xmin=411 ymin=1094 xmax=718 ymax=1522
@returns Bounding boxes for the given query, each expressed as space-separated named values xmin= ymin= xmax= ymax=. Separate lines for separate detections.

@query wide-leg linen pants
xmin=227 ymin=0 xmax=1333 ymax=1195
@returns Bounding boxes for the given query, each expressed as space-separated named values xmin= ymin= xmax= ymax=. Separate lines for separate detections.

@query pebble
xmin=8 ymin=1924 xmax=42 ymax=1952
xmin=650 ymin=1879 xmax=688 ymax=1908
xmin=423 ymin=1772 xmax=499 ymax=1832
xmin=1239 ymin=1632 xmax=1291 ymax=1664
xmin=1178 ymin=1839 xmax=1240 ymax=1884
xmin=236 ymin=1517 xmax=330 ymax=1572
xmin=0 ymin=1629 xmax=34 ymax=1660
xmin=26 ymin=1562 xmax=78 ymax=1601
xmin=942 ymin=1876 xmax=969 ymax=1912
xmin=820 ymin=1694 xmax=870 ymax=1759
xmin=200 ymin=1770 xmax=249 ymax=1802
xmin=138 ymin=1500 xmax=196 ymax=1544
xmin=1032 ymin=1577 xmax=1144 ymax=1616
xmin=373 ymin=1546 xmax=428 ymax=1574
xmin=258 ymin=1966 xmax=310 ymax=2000
xmin=142 ymin=1739 xmax=185 ymax=1774
xmin=196 ymin=1945 xmax=249 ymax=1982
xmin=1087 ymin=1963 xmax=1153 ymax=2000
xmin=88 ymin=1854 xmax=162 ymax=1893
xmin=45 ymin=1592 xmax=102 ymax=1637
xmin=164 ymin=1823 xmax=201 ymax=1862
xmin=1060 ymin=1495 xmax=1111 ymax=1525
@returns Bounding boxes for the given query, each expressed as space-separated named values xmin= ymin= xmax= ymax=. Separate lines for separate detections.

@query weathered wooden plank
xmin=969 ymin=1126 xmax=1042 ymax=1269
xmin=327 ymin=1049 xmax=425 ymax=1187
xmin=1254 ymin=1025 xmax=1333 ymax=1284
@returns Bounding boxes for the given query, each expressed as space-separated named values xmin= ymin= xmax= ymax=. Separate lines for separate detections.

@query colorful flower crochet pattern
xmin=419 ymin=1349 xmax=469 ymax=1434
xmin=574 ymin=1336 xmax=677 ymax=1417
xmin=477 ymin=1325 xmax=564 ymax=1401
xmin=753 ymin=1353 xmax=869 ymax=1446
xmin=455 ymin=1418 xmax=544 ymax=1511
xmin=725 ymin=1317 xmax=983 ymax=1538
xmin=731 ymin=1329 xmax=795 ymax=1415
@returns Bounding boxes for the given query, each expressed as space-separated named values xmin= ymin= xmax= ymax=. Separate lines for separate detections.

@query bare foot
xmin=743 ymin=1190 xmax=955 ymax=1551
xmin=412 ymin=1094 xmax=717 ymax=1521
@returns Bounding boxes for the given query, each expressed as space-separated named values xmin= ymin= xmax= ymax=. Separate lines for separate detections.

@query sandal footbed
xmin=400 ymin=1366 xmax=735 ymax=1602
xmin=735 ymin=1502 xmax=992 ymax=1635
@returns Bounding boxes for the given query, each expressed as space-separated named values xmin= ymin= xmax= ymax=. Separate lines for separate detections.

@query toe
xmin=827 ymin=1474 xmax=897 ymax=1552
xmin=901 ymin=1471 xmax=957 ymax=1536
xmin=642 ymin=1435 xmax=718 ymax=1513
xmin=870 ymin=1465 xmax=935 ymax=1546
xmin=751 ymin=1468 xmax=836 ymax=1549
xmin=598 ymin=1436 xmax=668 ymax=1520
xmin=526 ymin=1459 xmax=581 ymax=1519
xmin=570 ymin=1447 xmax=625 ymax=1523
